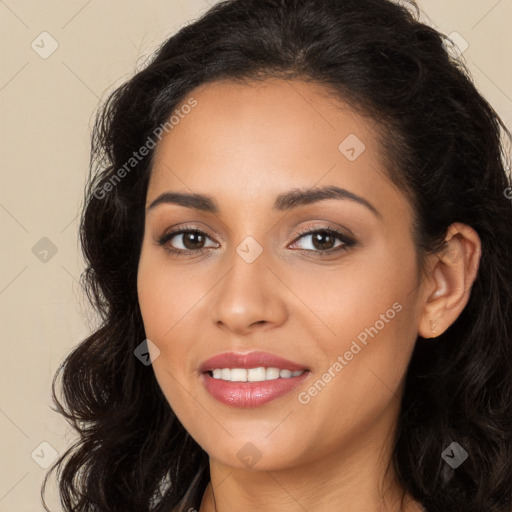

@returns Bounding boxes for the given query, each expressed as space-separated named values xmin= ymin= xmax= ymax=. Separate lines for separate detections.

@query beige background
xmin=1 ymin=1 xmax=511 ymax=510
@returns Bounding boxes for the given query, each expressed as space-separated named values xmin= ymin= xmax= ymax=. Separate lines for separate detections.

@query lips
xmin=198 ymin=351 xmax=310 ymax=407
xmin=199 ymin=350 xmax=309 ymax=373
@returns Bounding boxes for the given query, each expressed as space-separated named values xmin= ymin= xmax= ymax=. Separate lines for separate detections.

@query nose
xmin=209 ymin=247 xmax=288 ymax=335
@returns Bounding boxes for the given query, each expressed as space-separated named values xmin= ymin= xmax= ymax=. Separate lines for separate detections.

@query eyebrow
xmin=146 ymin=185 xmax=381 ymax=218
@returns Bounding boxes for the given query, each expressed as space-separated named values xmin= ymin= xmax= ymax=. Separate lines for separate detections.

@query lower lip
xmin=201 ymin=371 xmax=310 ymax=408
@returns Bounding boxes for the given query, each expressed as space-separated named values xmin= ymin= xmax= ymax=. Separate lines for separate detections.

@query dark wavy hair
xmin=42 ymin=0 xmax=512 ymax=511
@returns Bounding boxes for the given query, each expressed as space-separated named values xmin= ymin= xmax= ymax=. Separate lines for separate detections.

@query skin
xmin=136 ymin=78 xmax=481 ymax=512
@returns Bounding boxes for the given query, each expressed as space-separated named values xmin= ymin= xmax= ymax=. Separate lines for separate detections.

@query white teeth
xmin=230 ymin=368 xmax=247 ymax=381
xmin=248 ymin=367 xmax=266 ymax=382
xmin=266 ymin=367 xmax=280 ymax=380
xmin=210 ymin=367 xmax=306 ymax=382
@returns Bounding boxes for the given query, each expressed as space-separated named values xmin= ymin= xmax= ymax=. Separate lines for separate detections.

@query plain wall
xmin=0 ymin=1 xmax=511 ymax=510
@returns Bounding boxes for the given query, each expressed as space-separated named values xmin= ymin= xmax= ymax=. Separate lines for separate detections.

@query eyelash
xmin=157 ymin=224 xmax=357 ymax=258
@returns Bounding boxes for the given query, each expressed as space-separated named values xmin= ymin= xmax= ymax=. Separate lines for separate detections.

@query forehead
xmin=153 ymin=78 xmax=377 ymax=163
xmin=147 ymin=78 xmax=405 ymax=220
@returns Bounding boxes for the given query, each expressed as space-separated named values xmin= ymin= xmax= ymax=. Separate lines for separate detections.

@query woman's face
xmin=137 ymin=78 xmax=428 ymax=471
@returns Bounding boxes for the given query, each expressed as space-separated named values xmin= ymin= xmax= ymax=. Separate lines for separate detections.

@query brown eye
xmin=290 ymin=227 xmax=356 ymax=254
xmin=309 ymin=231 xmax=337 ymax=251
xmin=157 ymin=226 xmax=218 ymax=257
xmin=179 ymin=231 xmax=207 ymax=250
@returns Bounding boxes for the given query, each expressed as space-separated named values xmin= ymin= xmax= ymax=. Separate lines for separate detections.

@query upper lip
xmin=199 ymin=351 xmax=309 ymax=372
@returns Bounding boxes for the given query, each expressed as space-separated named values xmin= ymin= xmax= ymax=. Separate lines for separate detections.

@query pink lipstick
xmin=199 ymin=351 xmax=310 ymax=408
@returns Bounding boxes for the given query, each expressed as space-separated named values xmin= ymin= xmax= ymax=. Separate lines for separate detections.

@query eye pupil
xmin=312 ymin=232 xmax=335 ymax=251
xmin=183 ymin=231 xmax=205 ymax=250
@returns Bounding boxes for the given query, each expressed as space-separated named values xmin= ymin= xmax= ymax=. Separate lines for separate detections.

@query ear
xmin=418 ymin=222 xmax=482 ymax=339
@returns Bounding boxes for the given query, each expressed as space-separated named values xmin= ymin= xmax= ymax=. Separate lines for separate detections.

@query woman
xmin=42 ymin=0 xmax=512 ymax=511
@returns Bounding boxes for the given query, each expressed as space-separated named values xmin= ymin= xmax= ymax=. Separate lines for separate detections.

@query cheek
xmin=136 ymin=246 xmax=214 ymax=407
xmin=290 ymin=295 xmax=418 ymax=458
xmin=297 ymin=248 xmax=419 ymax=399
xmin=292 ymin=245 xmax=417 ymax=347
xmin=137 ymin=247 xmax=204 ymax=341
xmin=136 ymin=253 xmax=199 ymax=414
xmin=137 ymin=263 xmax=170 ymax=342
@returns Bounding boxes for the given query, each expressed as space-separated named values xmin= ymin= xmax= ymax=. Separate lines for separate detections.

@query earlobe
xmin=418 ymin=313 xmax=442 ymax=339
xmin=417 ymin=222 xmax=482 ymax=339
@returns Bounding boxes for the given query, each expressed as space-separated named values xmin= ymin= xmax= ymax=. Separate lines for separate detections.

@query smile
xmin=209 ymin=367 xmax=306 ymax=382
xmin=199 ymin=350 xmax=311 ymax=407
